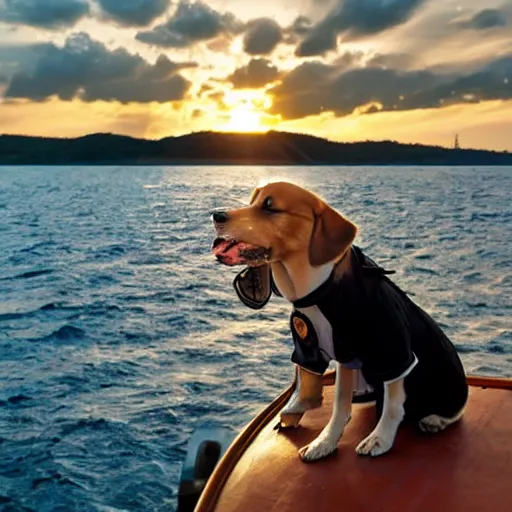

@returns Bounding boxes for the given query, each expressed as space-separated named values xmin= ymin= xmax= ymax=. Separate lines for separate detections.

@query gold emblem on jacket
xmin=293 ymin=317 xmax=308 ymax=339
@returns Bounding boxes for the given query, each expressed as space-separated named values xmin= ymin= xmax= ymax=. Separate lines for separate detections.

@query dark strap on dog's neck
xmin=292 ymin=268 xmax=337 ymax=309
xmin=292 ymin=247 xmax=358 ymax=309
xmin=292 ymin=246 xmax=397 ymax=309
xmin=293 ymin=245 xmax=400 ymax=309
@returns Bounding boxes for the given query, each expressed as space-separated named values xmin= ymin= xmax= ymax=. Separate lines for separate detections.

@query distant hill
xmin=1 ymin=131 xmax=511 ymax=165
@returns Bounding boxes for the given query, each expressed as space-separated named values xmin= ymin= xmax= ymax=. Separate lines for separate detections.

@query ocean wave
xmin=59 ymin=417 xmax=119 ymax=436
xmin=0 ymin=310 xmax=36 ymax=322
xmin=454 ymin=343 xmax=481 ymax=353
xmin=0 ymin=394 xmax=33 ymax=407
xmin=0 ymin=301 xmax=119 ymax=323
xmin=19 ymin=241 xmax=56 ymax=254
xmin=38 ymin=325 xmax=86 ymax=342
xmin=3 ymin=268 xmax=55 ymax=281
xmin=404 ymin=266 xmax=440 ymax=276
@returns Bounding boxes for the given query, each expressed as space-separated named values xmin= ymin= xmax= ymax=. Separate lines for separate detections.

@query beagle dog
xmin=211 ymin=181 xmax=468 ymax=462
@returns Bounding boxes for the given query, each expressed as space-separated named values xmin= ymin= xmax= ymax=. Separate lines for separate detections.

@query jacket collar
xmin=291 ymin=245 xmax=396 ymax=309
xmin=291 ymin=247 xmax=357 ymax=309
xmin=292 ymin=268 xmax=338 ymax=308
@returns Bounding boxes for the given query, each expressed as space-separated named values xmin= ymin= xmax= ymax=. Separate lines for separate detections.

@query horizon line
xmin=0 ymin=129 xmax=501 ymax=154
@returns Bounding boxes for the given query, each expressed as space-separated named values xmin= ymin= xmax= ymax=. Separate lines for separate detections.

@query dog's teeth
xmin=226 ymin=240 xmax=238 ymax=251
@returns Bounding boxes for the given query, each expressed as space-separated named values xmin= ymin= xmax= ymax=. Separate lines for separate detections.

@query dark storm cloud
xmin=419 ymin=56 xmax=512 ymax=107
xmin=0 ymin=0 xmax=89 ymax=29
xmin=296 ymin=0 xmax=427 ymax=56
xmin=290 ymin=16 xmax=312 ymax=35
xmin=228 ymin=58 xmax=280 ymax=89
xmin=269 ymin=62 xmax=433 ymax=119
xmin=96 ymin=0 xmax=171 ymax=26
xmin=285 ymin=16 xmax=313 ymax=42
xmin=269 ymin=56 xmax=512 ymax=120
xmin=4 ymin=33 xmax=194 ymax=103
xmin=136 ymin=0 xmax=241 ymax=48
xmin=455 ymin=9 xmax=508 ymax=31
xmin=243 ymin=18 xmax=282 ymax=55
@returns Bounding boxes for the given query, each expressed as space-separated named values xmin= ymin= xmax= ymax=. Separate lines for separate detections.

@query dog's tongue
xmin=212 ymin=238 xmax=254 ymax=266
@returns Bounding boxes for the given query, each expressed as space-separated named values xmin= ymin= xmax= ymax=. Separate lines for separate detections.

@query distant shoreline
xmin=1 ymin=130 xmax=511 ymax=166
xmin=3 ymin=161 xmax=512 ymax=167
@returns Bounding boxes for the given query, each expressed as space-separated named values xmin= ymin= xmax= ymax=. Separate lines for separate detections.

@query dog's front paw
xmin=298 ymin=437 xmax=338 ymax=462
xmin=355 ymin=431 xmax=393 ymax=457
xmin=279 ymin=411 xmax=304 ymax=429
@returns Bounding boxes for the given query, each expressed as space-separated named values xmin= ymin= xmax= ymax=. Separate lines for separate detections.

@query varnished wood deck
xmin=196 ymin=375 xmax=512 ymax=512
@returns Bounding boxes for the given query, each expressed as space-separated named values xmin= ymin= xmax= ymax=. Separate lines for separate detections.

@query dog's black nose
xmin=212 ymin=211 xmax=229 ymax=224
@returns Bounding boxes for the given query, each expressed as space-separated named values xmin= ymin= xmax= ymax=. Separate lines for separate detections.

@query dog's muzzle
xmin=212 ymin=236 xmax=271 ymax=266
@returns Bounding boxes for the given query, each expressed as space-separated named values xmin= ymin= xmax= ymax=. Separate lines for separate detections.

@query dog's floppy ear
xmin=309 ymin=203 xmax=357 ymax=267
xmin=233 ymin=265 xmax=272 ymax=309
xmin=249 ymin=187 xmax=260 ymax=204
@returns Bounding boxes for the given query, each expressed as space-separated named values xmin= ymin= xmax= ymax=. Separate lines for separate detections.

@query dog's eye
xmin=262 ymin=197 xmax=275 ymax=212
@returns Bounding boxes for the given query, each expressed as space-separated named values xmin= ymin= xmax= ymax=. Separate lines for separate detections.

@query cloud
xmin=284 ymin=16 xmax=313 ymax=44
xmin=95 ymin=0 xmax=171 ymax=26
xmin=0 ymin=0 xmax=89 ymax=29
xmin=289 ymin=16 xmax=312 ymax=36
xmin=365 ymin=52 xmax=413 ymax=70
xmin=296 ymin=0 xmax=427 ymax=56
xmin=455 ymin=9 xmax=508 ymax=31
xmin=228 ymin=58 xmax=279 ymax=89
xmin=136 ymin=0 xmax=241 ymax=48
xmin=422 ymin=56 xmax=512 ymax=107
xmin=268 ymin=55 xmax=512 ymax=120
xmin=243 ymin=18 xmax=282 ymax=55
xmin=4 ymin=33 xmax=194 ymax=103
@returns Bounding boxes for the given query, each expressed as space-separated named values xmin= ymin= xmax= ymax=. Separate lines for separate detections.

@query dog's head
xmin=211 ymin=181 xmax=357 ymax=267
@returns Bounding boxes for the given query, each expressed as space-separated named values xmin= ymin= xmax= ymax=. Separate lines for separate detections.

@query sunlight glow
xmin=218 ymin=89 xmax=273 ymax=132
xmin=224 ymin=108 xmax=266 ymax=132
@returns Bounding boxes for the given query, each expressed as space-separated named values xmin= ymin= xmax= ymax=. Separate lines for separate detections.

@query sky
xmin=0 ymin=0 xmax=511 ymax=150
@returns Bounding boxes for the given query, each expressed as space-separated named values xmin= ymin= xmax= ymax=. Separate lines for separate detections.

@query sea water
xmin=0 ymin=165 xmax=511 ymax=511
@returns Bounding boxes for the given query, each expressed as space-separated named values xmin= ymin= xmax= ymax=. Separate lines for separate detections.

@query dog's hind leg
xmin=418 ymin=404 xmax=466 ymax=433
xmin=279 ymin=366 xmax=324 ymax=428
xmin=298 ymin=364 xmax=353 ymax=462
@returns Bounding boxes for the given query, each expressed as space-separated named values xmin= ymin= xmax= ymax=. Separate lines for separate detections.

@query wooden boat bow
xmin=192 ymin=373 xmax=512 ymax=512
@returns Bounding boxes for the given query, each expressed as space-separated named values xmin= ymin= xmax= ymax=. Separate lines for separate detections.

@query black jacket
xmin=233 ymin=246 xmax=468 ymax=421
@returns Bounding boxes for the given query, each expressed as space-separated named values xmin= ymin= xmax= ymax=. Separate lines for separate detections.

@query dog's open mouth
xmin=212 ymin=237 xmax=271 ymax=266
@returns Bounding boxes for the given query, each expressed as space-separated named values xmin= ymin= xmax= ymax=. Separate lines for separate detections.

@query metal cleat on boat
xmin=177 ymin=426 xmax=235 ymax=512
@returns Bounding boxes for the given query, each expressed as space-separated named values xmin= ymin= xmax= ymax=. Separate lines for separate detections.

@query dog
xmin=211 ymin=181 xmax=468 ymax=462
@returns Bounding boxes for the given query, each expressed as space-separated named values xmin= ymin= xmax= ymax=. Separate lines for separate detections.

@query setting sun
xmin=219 ymin=89 xmax=274 ymax=133
xmin=223 ymin=107 xmax=266 ymax=132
